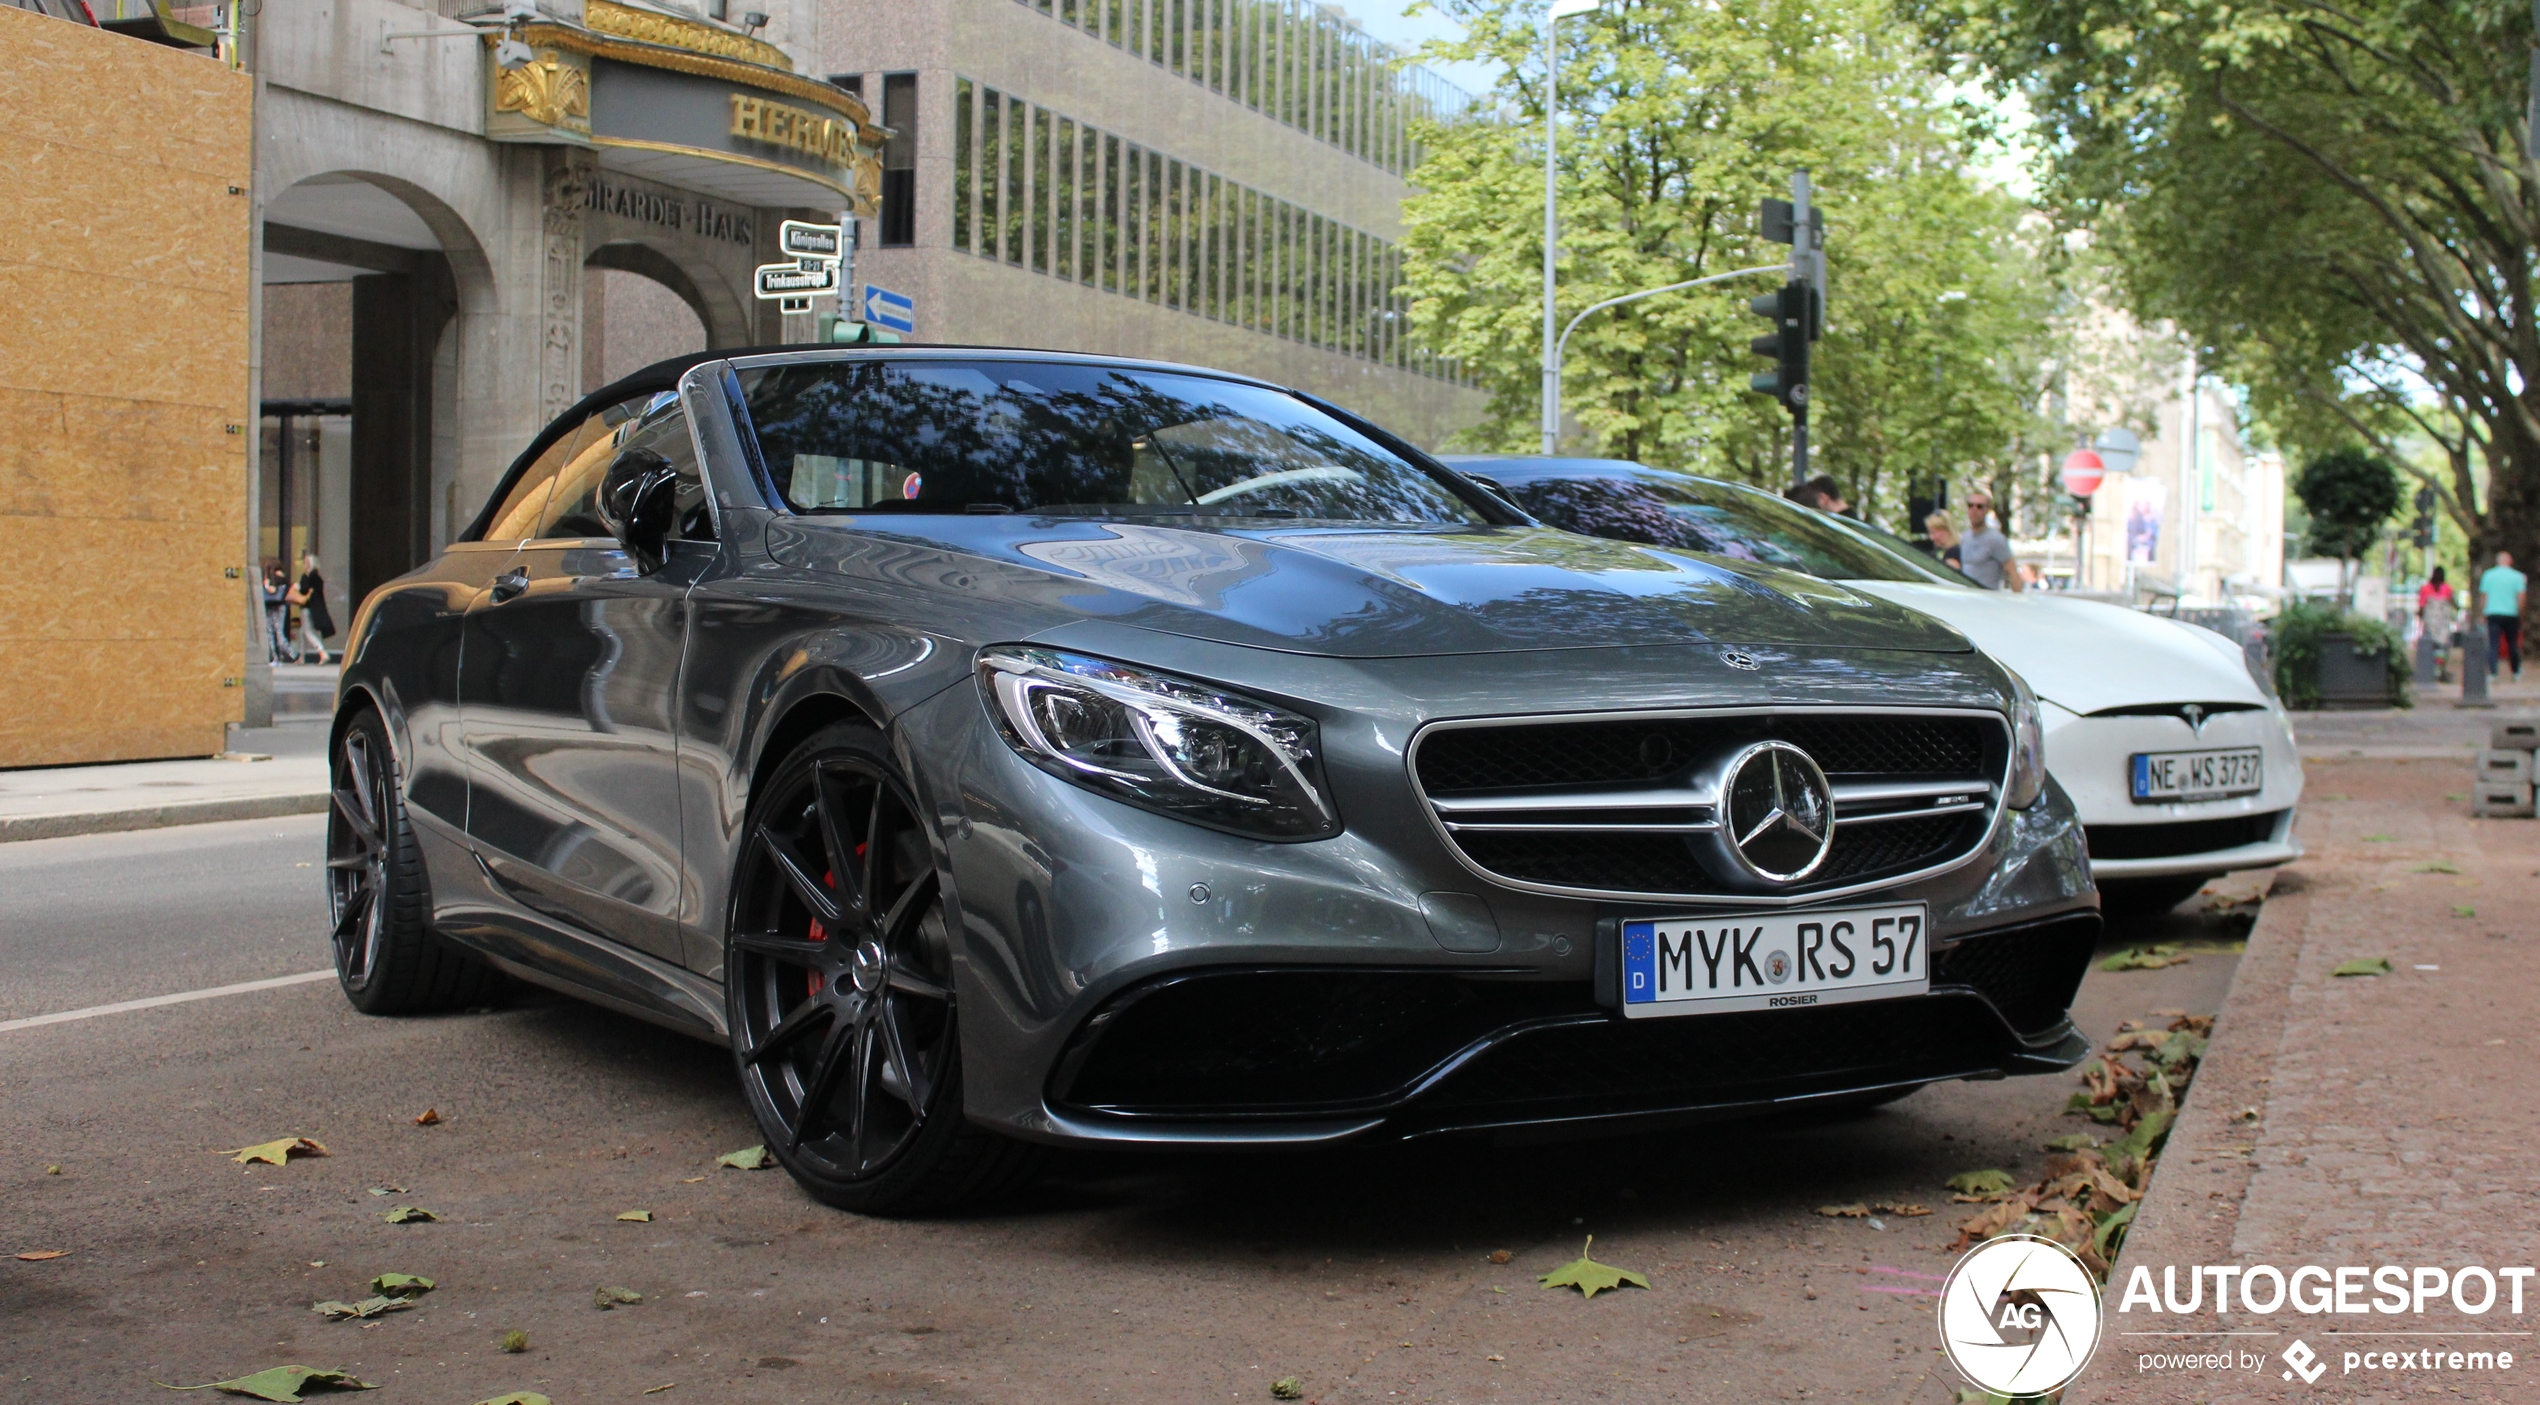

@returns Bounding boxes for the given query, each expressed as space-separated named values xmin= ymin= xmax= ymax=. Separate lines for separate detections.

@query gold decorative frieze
xmin=585 ymin=0 xmax=791 ymax=72
xmin=729 ymin=94 xmax=859 ymax=165
xmin=509 ymin=21 xmax=873 ymax=128
xmin=496 ymin=47 xmax=591 ymax=130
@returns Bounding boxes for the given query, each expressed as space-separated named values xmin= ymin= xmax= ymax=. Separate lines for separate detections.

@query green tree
xmin=2294 ymin=446 xmax=2402 ymax=603
xmin=1909 ymin=0 xmax=2538 ymax=596
xmin=1400 ymin=0 xmax=2062 ymax=526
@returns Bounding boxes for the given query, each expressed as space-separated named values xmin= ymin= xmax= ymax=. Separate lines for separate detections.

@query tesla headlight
xmin=977 ymin=646 xmax=1339 ymax=840
xmin=2005 ymin=670 xmax=2047 ymax=810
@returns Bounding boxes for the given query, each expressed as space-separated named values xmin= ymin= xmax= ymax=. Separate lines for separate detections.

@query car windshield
xmin=1491 ymin=467 xmax=1969 ymax=586
xmin=737 ymin=359 xmax=1490 ymax=524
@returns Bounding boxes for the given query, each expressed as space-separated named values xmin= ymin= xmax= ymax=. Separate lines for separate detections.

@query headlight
xmin=2004 ymin=670 xmax=2047 ymax=810
xmin=977 ymin=646 xmax=1339 ymax=840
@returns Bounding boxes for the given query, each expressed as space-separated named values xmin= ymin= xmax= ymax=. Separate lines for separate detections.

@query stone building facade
xmin=823 ymin=0 xmax=1484 ymax=444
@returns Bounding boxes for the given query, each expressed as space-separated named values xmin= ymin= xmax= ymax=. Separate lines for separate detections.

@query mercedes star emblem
xmin=1721 ymin=740 xmax=1835 ymax=883
xmin=1721 ymin=650 xmax=1761 ymax=672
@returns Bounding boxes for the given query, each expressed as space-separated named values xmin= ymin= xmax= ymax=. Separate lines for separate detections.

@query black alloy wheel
xmin=327 ymin=707 xmax=501 ymax=1013
xmin=727 ymin=723 xmax=1038 ymax=1213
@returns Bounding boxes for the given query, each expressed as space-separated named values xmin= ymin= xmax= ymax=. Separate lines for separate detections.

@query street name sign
xmin=756 ymin=260 xmax=838 ymax=298
xmin=779 ymin=219 xmax=843 ymax=259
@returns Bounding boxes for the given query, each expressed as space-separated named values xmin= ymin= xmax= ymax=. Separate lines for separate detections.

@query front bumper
xmin=2042 ymin=703 xmax=2305 ymax=880
xmin=903 ymin=637 xmax=2100 ymax=1149
xmin=1040 ymin=911 xmax=2099 ymax=1143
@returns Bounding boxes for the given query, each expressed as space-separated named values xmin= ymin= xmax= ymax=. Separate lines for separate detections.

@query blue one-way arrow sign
xmin=862 ymin=283 xmax=915 ymax=334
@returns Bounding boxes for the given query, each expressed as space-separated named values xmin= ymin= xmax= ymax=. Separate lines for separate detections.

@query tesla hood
xmin=773 ymin=517 xmax=1973 ymax=659
xmin=1846 ymin=582 xmax=2267 ymax=712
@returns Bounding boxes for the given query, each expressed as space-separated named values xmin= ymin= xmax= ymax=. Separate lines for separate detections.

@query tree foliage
xmin=1400 ymin=0 xmax=2064 ymax=526
xmin=1908 ymin=0 xmax=2540 ymax=587
xmin=2293 ymin=446 xmax=2402 ymax=560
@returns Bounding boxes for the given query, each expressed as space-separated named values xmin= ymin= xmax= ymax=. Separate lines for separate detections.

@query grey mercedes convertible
xmin=325 ymin=347 xmax=2098 ymax=1212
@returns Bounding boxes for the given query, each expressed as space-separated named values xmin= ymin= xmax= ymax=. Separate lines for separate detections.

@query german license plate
xmin=2129 ymin=747 xmax=2263 ymax=802
xmin=1619 ymin=903 xmax=1929 ymax=1018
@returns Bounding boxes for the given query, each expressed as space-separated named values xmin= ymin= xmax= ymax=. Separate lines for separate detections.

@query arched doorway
xmin=583 ymin=243 xmax=711 ymax=389
xmin=261 ymin=171 xmax=496 ymax=613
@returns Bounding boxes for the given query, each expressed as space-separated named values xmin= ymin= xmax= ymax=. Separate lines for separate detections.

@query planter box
xmin=2312 ymin=633 xmax=2392 ymax=709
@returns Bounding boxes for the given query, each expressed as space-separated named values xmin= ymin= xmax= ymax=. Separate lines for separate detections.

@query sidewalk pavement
xmin=0 ymin=666 xmax=336 ymax=841
xmin=2078 ymin=705 xmax=2540 ymax=1403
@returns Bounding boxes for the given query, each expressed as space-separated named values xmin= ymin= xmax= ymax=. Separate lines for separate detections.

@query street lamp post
xmin=1541 ymin=0 xmax=1601 ymax=455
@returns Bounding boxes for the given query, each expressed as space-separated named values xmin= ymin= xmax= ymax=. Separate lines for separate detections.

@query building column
xmin=540 ymin=146 xmax=597 ymax=423
xmin=348 ymin=255 xmax=456 ymax=609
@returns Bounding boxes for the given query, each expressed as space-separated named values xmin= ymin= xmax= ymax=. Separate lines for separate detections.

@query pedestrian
xmin=1924 ymin=513 xmax=1962 ymax=571
xmin=288 ymin=549 xmax=337 ymax=665
xmin=262 ymin=560 xmax=292 ymax=663
xmin=1959 ymin=491 xmax=2018 ymax=590
xmin=2417 ymin=566 xmax=2457 ymax=683
xmin=1783 ymin=482 xmax=1832 ymax=511
xmin=2479 ymin=550 xmax=2526 ymax=682
xmin=1802 ymin=474 xmax=1852 ymax=516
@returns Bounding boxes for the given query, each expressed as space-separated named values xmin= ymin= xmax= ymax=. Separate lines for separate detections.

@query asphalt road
xmin=1 ymin=820 xmax=2252 ymax=1404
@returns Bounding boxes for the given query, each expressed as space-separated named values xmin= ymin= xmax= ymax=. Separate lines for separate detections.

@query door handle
xmin=490 ymin=570 xmax=529 ymax=602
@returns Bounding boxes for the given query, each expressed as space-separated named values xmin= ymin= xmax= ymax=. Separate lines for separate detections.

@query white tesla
xmin=1449 ymin=456 xmax=2304 ymax=913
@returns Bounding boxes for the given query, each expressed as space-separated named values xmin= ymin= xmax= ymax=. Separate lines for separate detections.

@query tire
xmin=724 ymin=722 xmax=1042 ymax=1215
xmin=2098 ymin=874 xmax=2211 ymax=920
xmin=326 ymin=706 xmax=505 ymax=1014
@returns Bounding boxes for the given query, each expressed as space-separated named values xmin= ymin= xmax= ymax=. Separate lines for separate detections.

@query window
xmin=978 ymin=89 xmax=1001 ymax=258
xmin=1102 ymin=134 xmax=1121 ymax=292
xmin=1005 ymin=98 xmax=1028 ymax=264
xmin=1078 ymin=123 xmax=1101 ymax=284
xmin=1031 ymin=106 xmax=1052 ymax=272
xmin=880 ymin=73 xmax=918 ymax=246
xmin=477 ymin=394 xmax=652 ymax=542
xmin=740 ymin=360 xmax=1490 ymax=524
xmin=953 ymin=79 xmax=974 ymax=253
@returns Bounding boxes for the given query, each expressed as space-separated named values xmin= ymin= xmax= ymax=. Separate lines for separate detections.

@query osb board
xmin=0 ymin=8 xmax=253 ymax=767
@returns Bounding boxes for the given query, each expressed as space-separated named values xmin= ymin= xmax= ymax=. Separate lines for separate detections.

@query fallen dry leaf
xmin=311 ymin=1297 xmax=411 ymax=1321
xmin=715 ymin=1145 xmax=773 ymax=1171
xmin=1813 ymin=1203 xmax=1870 ymax=1218
xmin=224 ymin=1138 xmax=329 ymax=1167
xmin=1537 ymin=1236 xmax=1650 ymax=1299
xmin=2333 ymin=957 xmax=2394 ymax=977
xmin=1487 ymin=1249 xmax=1513 ymax=1264
xmin=1945 ymin=1169 xmax=2016 ymax=1201
xmin=471 ymin=1395 xmax=552 ymax=1405
xmin=1271 ymin=1378 xmax=1304 ymax=1401
xmin=593 ymin=1285 xmax=643 ymax=1310
xmin=616 ymin=1209 xmax=653 ymax=1223
xmin=370 ymin=1273 xmax=433 ymax=1298
xmin=412 ymin=1109 xmax=442 ymax=1127
xmin=379 ymin=1207 xmax=438 ymax=1224
xmin=158 ymin=1364 xmax=378 ymax=1401
xmin=1875 ymin=1202 xmax=1932 ymax=1218
xmin=15 ymin=1249 xmax=67 ymax=1261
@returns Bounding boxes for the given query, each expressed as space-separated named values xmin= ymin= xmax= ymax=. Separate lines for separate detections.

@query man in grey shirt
xmin=1958 ymin=491 xmax=2018 ymax=589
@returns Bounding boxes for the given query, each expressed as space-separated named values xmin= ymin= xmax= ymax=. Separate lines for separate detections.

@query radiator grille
xmin=1414 ymin=709 xmax=2007 ymax=900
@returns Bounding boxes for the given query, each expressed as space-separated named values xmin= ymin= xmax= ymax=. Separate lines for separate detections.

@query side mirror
xmin=599 ymin=448 xmax=679 ymax=573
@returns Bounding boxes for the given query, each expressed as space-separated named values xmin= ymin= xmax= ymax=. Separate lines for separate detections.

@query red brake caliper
xmin=802 ymin=843 xmax=866 ymax=997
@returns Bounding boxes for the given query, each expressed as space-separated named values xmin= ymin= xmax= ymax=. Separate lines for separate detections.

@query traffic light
xmin=2411 ymin=486 xmax=2436 ymax=549
xmin=1747 ymin=281 xmax=1815 ymax=412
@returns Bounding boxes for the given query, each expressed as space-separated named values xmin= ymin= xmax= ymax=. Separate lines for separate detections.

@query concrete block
xmin=2475 ymin=750 xmax=2535 ymax=785
xmin=2470 ymin=782 xmax=2536 ymax=819
xmin=2493 ymin=716 xmax=2540 ymax=751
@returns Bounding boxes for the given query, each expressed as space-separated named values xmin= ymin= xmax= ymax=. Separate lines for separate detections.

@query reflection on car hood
xmin=1845 ymin=582 xmax=2266 ymax=711
xmin=776 ymin=517 xmax=1973 ymax=658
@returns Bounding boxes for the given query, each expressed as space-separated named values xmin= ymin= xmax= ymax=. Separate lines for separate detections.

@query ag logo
xmin=1938 ymin=1234 xmax=2102 ymax=1396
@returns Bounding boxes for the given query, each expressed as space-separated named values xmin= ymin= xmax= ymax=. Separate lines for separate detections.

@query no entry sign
xmin=2061 ymin=449 xmax=2107 ymax=498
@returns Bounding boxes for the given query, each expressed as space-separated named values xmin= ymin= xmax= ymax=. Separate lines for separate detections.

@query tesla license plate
xmin=2129 ymin=746 xmax=2263 ymax=803
xmin=1619 ymin=904 xmax=1929 ymax=1018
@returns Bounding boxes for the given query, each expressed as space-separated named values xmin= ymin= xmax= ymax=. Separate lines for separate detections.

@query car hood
xmin=770 ymin=517 xmax=1973 ymax=658
xmin=1845 ymin=582 xmax=2266 ymax=712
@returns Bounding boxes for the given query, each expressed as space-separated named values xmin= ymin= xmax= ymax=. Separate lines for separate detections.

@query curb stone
xmin=0 ymin=792 xmax=331 ymax=842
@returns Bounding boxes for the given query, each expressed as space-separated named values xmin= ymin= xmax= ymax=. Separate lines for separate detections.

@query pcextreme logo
xmin=1938 ymin=1235 xmax=2104 ymax=1396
